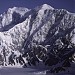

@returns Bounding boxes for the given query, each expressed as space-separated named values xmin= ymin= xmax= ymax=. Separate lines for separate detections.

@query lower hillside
xmin=0 ymin=36 xmax=75 ymax=74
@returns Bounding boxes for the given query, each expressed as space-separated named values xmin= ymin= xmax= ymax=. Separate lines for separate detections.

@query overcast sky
xmin=0 ymin=0 xmax=75 ymax=14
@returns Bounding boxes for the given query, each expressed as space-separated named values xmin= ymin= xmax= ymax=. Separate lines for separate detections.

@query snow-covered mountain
xmin=0 ymin=7 xmax=30 ymax=31
xmin=0 ymin=4 xmax=75 ymax=66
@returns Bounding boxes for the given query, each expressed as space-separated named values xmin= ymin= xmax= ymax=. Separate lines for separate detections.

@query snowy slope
xmin=0 ymin=4 xmax=75 ymax=68
xmin=0 ymin=7 xmax=30 ymax=31
xmin=0 ymin=63 xmax=75 ymax=75
xmin=0 ymin=4 xmax=55 ymax=53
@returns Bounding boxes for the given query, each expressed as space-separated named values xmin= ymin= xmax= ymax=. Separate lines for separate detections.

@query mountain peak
xmin=7 ymin=7 xmax=29 ymax=16
xmin=42 ymin=4 xmax=54 ymax=10
xmin=0 ymin=7 xmax=30 ymax=29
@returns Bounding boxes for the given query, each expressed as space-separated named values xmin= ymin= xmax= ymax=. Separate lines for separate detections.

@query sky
xmin=0 ymin=0 xmax=75 ymax=14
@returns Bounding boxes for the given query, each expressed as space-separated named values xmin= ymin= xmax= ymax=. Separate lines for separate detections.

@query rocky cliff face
xmin=0 ymin=4 xmax=75 ymax=62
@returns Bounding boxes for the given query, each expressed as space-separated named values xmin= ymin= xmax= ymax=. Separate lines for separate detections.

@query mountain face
xmin=0 ymin=4 xmax=75 ymax=65
xmin=0 ymin=7 xmax=30 ymax=31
